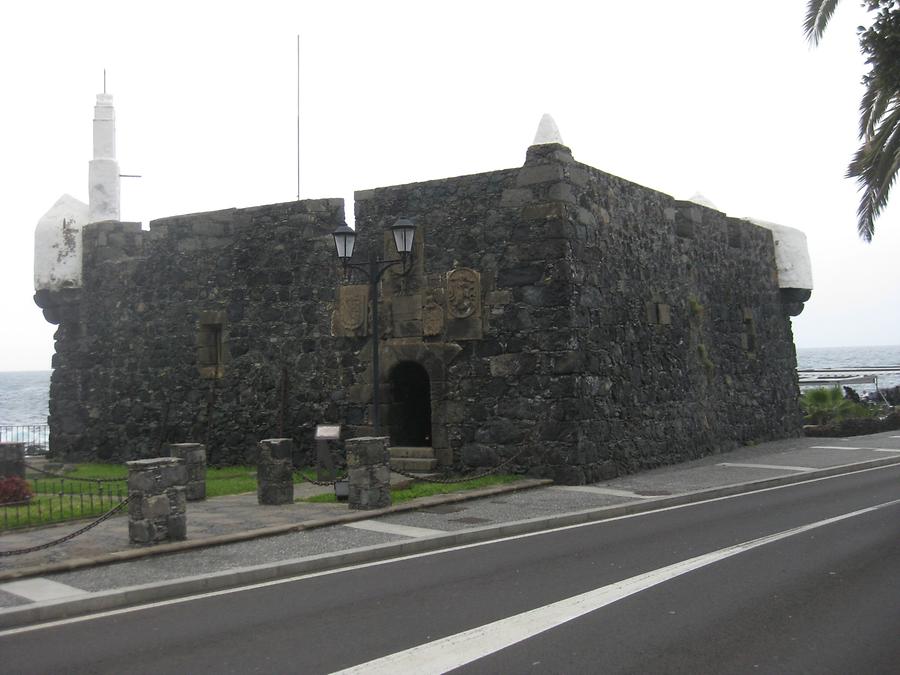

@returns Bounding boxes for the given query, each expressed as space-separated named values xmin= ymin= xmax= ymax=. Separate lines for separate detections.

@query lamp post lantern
xmin=332 ymin=218 xmax=416 ymax=435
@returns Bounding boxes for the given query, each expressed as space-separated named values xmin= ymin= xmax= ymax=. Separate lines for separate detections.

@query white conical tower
xmin=88 ymin=92 xmax=121 ymax=222
xmin=532 ymin=114 xmax=564 ymax=145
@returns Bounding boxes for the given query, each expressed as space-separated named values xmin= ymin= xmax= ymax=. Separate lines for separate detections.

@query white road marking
xmin=3 ymin=463 xmax=898 ymax=638
xmin=552 ymin=486 xmax=653 ymax=499
xmin=334 ymin=497 xmax=900 ymax=675
xmin=811 ymin=445 xmax=900 ymax=453
xmin=718 ymin=462 xmax=814 ymax=472
xmin=344 ymin=520 xmax=444 ymax=538
xmin=0 ymin=578 xmax=87 ymax=602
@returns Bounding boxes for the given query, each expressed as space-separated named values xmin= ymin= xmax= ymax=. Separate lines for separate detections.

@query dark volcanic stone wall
xmin=354 ymin=144 xmax=802 ymax=482
xmin=38 ymin=144 xmax=803 ymax=482
xmin=44 ymin=199 xmax=353 ymax=464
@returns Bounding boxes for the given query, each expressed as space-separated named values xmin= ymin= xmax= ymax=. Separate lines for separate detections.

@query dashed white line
xmin=344 ymin=520 xmax=445 ymax=538
xmin=811 ymin=445 xmax=900 ymax=453
xmin=0 ymin=578 xmax=87 ymax=602
xmin=718 ymin=463 xmax=815 ymax=472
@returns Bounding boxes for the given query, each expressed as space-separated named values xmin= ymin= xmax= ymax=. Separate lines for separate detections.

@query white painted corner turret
xmin=34 ymin=194 xmax=88 ymax=291
xmin=532 ymin=114 xmax=564 ymax=146
xmin=746 ymin=218 xmax=814 ymax=292
xmin=89 ymin=92 xmax=120 ymax=223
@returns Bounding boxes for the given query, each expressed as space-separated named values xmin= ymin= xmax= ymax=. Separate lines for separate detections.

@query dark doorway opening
xmin=388 ymin=361 xmax=432 ymax=447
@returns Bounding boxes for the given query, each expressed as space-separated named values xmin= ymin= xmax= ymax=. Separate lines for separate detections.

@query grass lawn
xmin=303 ymin=474 xmax=524 ymax=504
xmin=2 ymin=464 xmax=323 ymax=530
xmin=26 ymin=464 xmax=321 ymax=497
xmin=0 ymin=493 xmax=128 ymax=530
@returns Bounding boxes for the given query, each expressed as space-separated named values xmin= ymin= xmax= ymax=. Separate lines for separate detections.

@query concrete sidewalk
xmin=1 ymin=430 xmax=899 ymax=628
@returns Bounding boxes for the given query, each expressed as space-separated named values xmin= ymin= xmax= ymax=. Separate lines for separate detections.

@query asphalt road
xmin=2 ymin=464 xmax=898 ymax=674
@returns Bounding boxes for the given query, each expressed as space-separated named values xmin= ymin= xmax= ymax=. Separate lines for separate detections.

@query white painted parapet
xmin=89 ymin=93 xmax=120 ymax=223
xmin=34 ymin=194 xmax=88 ymax=291
xmin=745 ymin=218 xmax=814 ymax=292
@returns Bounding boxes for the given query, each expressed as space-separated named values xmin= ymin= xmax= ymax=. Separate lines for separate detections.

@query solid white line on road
xmin=871 ymin=447 xmax=900 ymax=453
xmin=333 ymin=497 xmax=900 ymax=675
xmin=4 ymin=463 xmax=899 ymax=638
xmin=551 ymin=486 xmax=654 ymax=499
xmin=718 ymin=463 xmax=815 ymax=472
xmin=344 ymin=520 xmax=445 ymax=538
xmin=0 ymin=578 xmax=87 ymax=602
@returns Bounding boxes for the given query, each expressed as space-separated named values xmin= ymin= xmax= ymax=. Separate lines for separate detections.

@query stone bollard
xmin=257 ymin=438 xmax=294 ymax=505
xmin=346 ymin=436 xmax=391 ymax=510
xmin=126 ymin=457 xmax=187 ymax=545
xmin=0 ymin=443 xmax=26 ymax=479
xmin=168 ymin=443 xmax=207 ymax=501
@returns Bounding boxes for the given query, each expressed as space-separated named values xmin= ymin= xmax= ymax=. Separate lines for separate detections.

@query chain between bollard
xmin=23 ymin=462 xmax=125 ymax=483
xmin=298 ymin=472 xmax=347 ymax=487
xmin=388 ymin=447 xmax=531 ymax=484
xmin=0 ymin=497 xmax=130 ymax=557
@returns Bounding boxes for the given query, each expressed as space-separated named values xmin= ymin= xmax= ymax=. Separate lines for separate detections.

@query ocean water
xmin=0 ymin=371 xmax=51 ymax=426
xmin=796 ymin=344 xmax=900 ymax=390
xmin=0 ymin=345 xmax=898 ymax=426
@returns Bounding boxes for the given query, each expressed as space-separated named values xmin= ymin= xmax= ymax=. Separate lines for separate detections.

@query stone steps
xmin=389 ymin=446 xmax=437 ymax=473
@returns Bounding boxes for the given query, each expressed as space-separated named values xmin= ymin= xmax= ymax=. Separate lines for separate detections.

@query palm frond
xmin=804 ymin=0 xmax=841 ymax=45
xmin=859 ymin=82 xmax=889 ymax=140
xmin=848 ymin=102 xmax=900 ymax=241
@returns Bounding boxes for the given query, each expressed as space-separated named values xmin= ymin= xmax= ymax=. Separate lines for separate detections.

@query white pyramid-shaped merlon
xmin=532 ymin=114 xmax=564 ymax=146
xmin=687 ymin=192 xmax=719 ymax=211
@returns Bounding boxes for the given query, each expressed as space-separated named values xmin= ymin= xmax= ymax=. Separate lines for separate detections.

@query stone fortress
xmin=34 ymin=95 xmax=813 ymax=484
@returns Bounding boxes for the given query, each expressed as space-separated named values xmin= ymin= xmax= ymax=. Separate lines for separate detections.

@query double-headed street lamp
xmin=332 ymin=218 xmax=416 ymax=435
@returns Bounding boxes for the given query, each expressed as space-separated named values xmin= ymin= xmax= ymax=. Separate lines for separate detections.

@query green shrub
xmin=800 ymin=387 xmax=874 ymax=425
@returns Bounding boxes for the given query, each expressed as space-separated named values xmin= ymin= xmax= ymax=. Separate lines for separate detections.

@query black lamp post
xmin=332 ymin=218 xmax=416 ymax=435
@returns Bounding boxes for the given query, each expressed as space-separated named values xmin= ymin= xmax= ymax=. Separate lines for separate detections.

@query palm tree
xmin=799 ymin=386 xmax=860 ymax=425
xmin=805 ymin=0 xmax=900 ymax=241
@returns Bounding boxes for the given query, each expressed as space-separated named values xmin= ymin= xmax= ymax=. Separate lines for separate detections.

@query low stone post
xmin=257 ymin=438 xmax=294 ymax=505
xmin=126 ymin=457 xmax=187 ymax=545
xmin=168 ymin=443 xmax=207 ymax=501
xmin=0 ymin=443 xmax=26 ymax=479
xmin=346 ymin=436 xmax=391 ymax=510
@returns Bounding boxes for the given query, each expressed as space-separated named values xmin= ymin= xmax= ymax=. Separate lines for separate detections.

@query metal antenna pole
xmin=103 ymin=69 xmax=106 ymax=94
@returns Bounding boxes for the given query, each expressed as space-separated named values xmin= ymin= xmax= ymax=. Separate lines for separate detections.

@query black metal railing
xmin=0 ymin=424 xmax=50 ymax=455
xmin=1 ymin=474 xmax=127 ymax=531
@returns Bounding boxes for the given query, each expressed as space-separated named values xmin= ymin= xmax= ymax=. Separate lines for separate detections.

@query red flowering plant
xmin=0 ymin=476 xmax=33 ymax=505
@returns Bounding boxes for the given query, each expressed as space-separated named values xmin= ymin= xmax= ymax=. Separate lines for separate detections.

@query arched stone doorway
xmin=387 ymin=361 xmax=432 ymax=447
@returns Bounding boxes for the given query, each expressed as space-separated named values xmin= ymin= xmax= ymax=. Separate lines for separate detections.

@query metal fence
xmin=1 ymin=472 xmax=127 ymax=531
xmin=0 ymin=424 xmax=50 ymax=455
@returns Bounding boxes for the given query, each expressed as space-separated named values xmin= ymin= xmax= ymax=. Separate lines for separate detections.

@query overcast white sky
xmin=1 ymin=0 xmax=897 ymax=372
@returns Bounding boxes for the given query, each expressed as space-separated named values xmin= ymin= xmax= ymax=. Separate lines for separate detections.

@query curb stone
xmin=1 ymin=456 xmax=899 ymax=630
xmin=0 ymin=479 xmax=551 ymax=583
